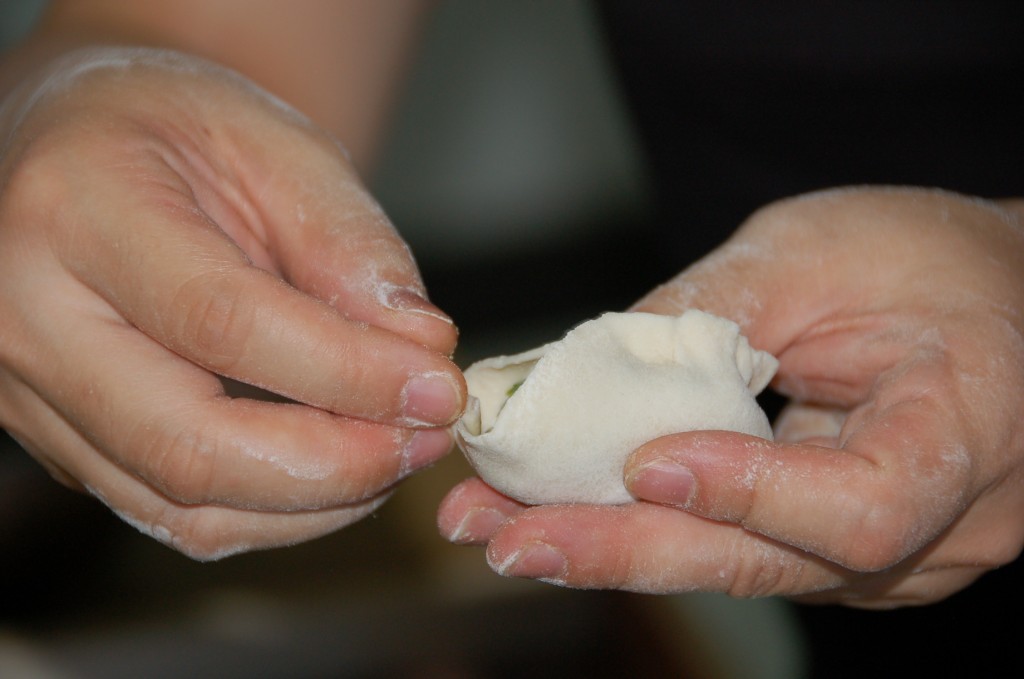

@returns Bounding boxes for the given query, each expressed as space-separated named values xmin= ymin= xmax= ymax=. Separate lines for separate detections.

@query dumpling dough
xmin=455 ymin=310 xmax=778 ymax=505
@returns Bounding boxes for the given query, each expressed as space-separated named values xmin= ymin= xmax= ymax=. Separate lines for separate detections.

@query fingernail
xmin=445 ymin=507 xmax=509 ymax=544
xmin=627 ymin=458 xmax=696 ymax=507
xmin=400 ymin=428 xmax=453 ymax=476
xmin=383 ymin=286 xmax=453 ymax=324
xmin=491 ymin=541 xmax=568 ymax=581
xmin=400 ymin=372 xmax=462 ymax=426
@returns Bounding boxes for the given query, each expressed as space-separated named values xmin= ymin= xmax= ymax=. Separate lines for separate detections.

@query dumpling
xmin=455 ymin=310 xmax=777 ymax=505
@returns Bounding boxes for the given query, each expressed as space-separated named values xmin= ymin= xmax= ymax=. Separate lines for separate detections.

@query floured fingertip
xmin=379 ymin=282 xmax=453 ymax=325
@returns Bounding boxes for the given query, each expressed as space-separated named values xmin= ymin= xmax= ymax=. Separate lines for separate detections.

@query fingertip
xmin=624 ymin=430 xmax=772 ymax=514
xmin=399 ymin=427 xmax=454 ymax=478
xmin=398 ymin=365 xmax=466 ymax=427
xmin=437 ymin=477 xmax=522 ymax=544
xmin=443 ymin=506 xmax=510 ymax=545
xmin=625 ymin=457 xmax=697 ymax=508
xmin=379 ymin=285 xmax=451 ymax=325
xmin=376 ymin=284 xmax=460 ymax=356
xmin=487 ymin=540 xmax=569 ymax=583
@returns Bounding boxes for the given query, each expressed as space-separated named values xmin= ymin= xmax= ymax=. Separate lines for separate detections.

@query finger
xmin=482 ymin=503 xmax=848 ymax=596
xmin=14 ymin=285 xmax=453 ymax=510
xmin=625 ymin=384 xmax=973 ymax=572
xmin=104 ymin=486 xmax=390 ymax=562
xmin=81 ymin=440 xmax=393 ymax=561
xmin=437 ymin=477 xmax=526 ymax=545
xmin=55 ymin=152 xmax=464 ymax=427
xmin=11 ymin=394 xmax=388 ymax=560
xmin=3 ymin=355 xmax=394 ymax=560
xmin=435 ymin=455 xmax=1006 ymax=604
xmin=237 ymin=134 xmax=460 ymax=356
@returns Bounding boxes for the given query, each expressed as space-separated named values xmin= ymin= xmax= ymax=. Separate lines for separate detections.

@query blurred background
xmin=1 ymin=1 xmax=810 ymax=677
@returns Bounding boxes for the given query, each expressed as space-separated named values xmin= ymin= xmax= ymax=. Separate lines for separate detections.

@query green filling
xmin=506 ymin=380 xmax=525 ymax=398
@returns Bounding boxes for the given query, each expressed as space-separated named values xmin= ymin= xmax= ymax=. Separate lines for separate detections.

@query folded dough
xmin=455 ymin=310 xmax=777 ymax=505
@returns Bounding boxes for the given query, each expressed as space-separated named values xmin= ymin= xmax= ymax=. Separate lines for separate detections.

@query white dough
xmin=455 ymin=310 xmax=778 ymax=505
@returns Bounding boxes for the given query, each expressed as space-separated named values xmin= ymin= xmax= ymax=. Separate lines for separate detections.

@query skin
xmin=4 ymin=3 xmax=1022 ymax=605
xmin=438 ymin=187 xmax=1024 ymax=608
xmin=0 ymin=1 xmax=459 ymax=560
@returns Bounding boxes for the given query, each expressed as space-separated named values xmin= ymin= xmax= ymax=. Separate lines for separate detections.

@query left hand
xmin=438 ymin=187 xmax=1024 ymax=608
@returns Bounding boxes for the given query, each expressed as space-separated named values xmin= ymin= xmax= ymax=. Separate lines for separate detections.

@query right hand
xmin=0 ymin=47 xmax=464 ymax=560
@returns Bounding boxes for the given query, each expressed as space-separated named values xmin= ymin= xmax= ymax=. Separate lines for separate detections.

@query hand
xmin=439 ymin=187 xmax=1024 ymax=608
xmin=0 ymin=48 xmax=464 ymax=560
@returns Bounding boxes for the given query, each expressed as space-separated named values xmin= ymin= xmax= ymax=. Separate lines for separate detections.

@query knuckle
xmin=725 ymin=543 xmax=808 ymax=598
xmin=138 ymin=422 xmax=218 ymax=505
xmin=173 ymin=273 xmax=255 ymax=373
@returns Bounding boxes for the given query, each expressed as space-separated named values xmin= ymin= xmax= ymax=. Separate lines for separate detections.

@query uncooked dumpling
xmin=454 ymin=310 xmax=777 ymax=505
